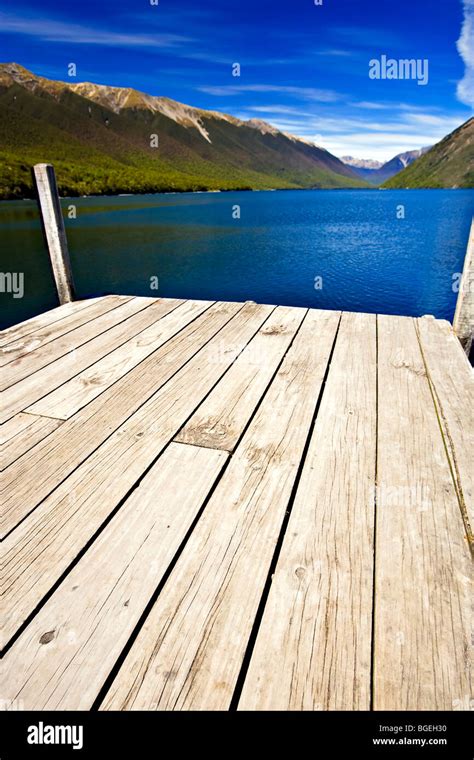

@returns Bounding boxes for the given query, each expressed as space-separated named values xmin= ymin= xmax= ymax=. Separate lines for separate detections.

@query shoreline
xmin=1 ymin=186 xmax=472 ymax=204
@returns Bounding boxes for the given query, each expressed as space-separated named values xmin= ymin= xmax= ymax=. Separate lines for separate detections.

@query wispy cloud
xmin=245 ymin=105 xmax=315 ymax=117
xmin=456 ymin=0 xmax=474 ymax=107
xmin=350 ymin=101 xmax=392 ymax=110
xmin=314 ymin=49 xmax=354 ymax=58
xmin=318 ymin=132 xmax=435 ymax=161
xmin=0 ymin=11 xmax=189 ymax=48
xmin=351 ymin=101 xmax=445 ymax=114
xmin=235 ymin=108 xmax=469 ymax=161
xmin=181 ymin=51 xmax=232 ymax=65
xmin=197 ymin=84 xmax=342 ymax=102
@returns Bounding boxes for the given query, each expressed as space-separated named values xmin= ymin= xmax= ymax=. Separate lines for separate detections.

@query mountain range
xmin=384 ymin=118 xmax=474 ymax=189
xmin=342 ymin=148 xmax=431 ymax=184
xmin=0 ymin=64 xmax=472 ymax=199
xmin=342 ymin=157 xmax=384 ymax=170
xmin=0 ymin=63 xmax=365 ymax=199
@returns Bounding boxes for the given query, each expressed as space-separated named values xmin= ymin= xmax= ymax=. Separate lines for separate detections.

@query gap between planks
xmin=0 ymin=297 xmax=109 ymax=349
xmin=1 ymin=302 xmax=273 ymax=645
xmin=0 ymin=296 xmax=129 ymax=368
xmin=415 ymin=317 xmax=474 ymax=550
xmin=1 ymin=442 xmax=229 ymax=709
xmin=0 ymin=412 xmax=63 ymax=471
xmin=101 ymin=308 xmax=340 ymax=711
xmin=373 ymin=315 xmax=472 ymax=710
xmin=0 ymin=300 xmax=244 ymax=538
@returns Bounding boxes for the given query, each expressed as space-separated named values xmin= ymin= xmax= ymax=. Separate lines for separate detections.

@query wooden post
xmin=33 ymin=163 xmax=75 ymax=304
xmin=453 ymin=218 xmax=474 ymax=356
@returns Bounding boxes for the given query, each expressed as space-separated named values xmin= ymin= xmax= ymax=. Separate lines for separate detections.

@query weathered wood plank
xmin=0 ymin=297 xmax=182 ymax=424
xmin=27 ymin=299 xmax=211 ymax=420
xmin=1 ymin=442 xmax=227 ymax=710
xmin=0 ymin=413 xmax=62 ymax=471
xmin=453 ymin=217 xmax=474 ymax=355
xmin=0 ymin=300 xmax=231 ymax=537
xmin=374 ymin=315 xmax=472 ymax=710
xmin=176 ymin=305 xmax=305 ymax=451
xmin=33 ymin=163 xmax=75 ymax=304
xmin=101 ymin=309 xmax=340 ymax=711
xmin=1 ymin=302 xmax=269 ymax=643
xmin=416 ymin=316 xmax=474 ymax=547
xmin=0 ymin=296 xmax=113 ymax=367
xmin=238 ymin=312 xmax=377 ymax=710
xmin=0 ymin=299 xmax=97 ymax=349
xmin=0 ymin=296 xmax=146 ymax=390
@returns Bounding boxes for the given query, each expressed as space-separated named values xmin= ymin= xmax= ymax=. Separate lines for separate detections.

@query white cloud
xmin=456 ymin=0 xmax=474 ymax=107
xmin=351 ymin=102 xmax=444 ymax=113
xmin=197 ymin=84 xmax=342 ymax=103
xmin=350 ymin=101 xmax=392 ymax=110
xmin=236 ymin=110 xmax=469 ymax=161
xmin=314 ymin=49 xmax=354 ymax=57
xmin=317 ymin=134 xmax=434 ymax=162
xmin=0 ymin=12 xmax=189 ymax=48
xmin=244 ymin=105 xmax=315 ymax=117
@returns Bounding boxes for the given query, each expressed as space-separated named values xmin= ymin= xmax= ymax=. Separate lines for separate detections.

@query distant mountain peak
xmin=395 ymin=147 xmax=431 ymax=168
xmin=342 ymin=147 xmax=433 ymax=184
xmin=342 ymin=156 xmax=383 ymax=169
xmin=383 ymin=119 xmax=474 ymax=189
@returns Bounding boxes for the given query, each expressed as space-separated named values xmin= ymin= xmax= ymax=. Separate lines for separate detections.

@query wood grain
xmin=101 ymin=309 xmax=339 ymax=711
xmin=0 ymin=298 xmax=99 ymax=349
xmin=238 ymin=312 xmax=376 ymax=710
xmin=27 ymin=300 xmax=216 ymax=420
xmin=1 ymin=442 xmax=227 ymax=709
xmin=176 ymin=305 xmax=304 ymax=451
xmin=0 ymin=297 xmax=112 ymax=367
xmin=1 ymin=295 xmax=137 ymax=385
xmin=2 ymin=297 xmax=472 ymax=713
xmin=0 ymin=297 xmax=181 ymax=424
xmin=33 ymin=163 xmax=76 ymax=304
xmin=374 ymin=315 xmax=472 ymax=710
xmin=453 ymin=218 xmax=474 ymax=355
xmin=416 ymin=316 xmax=474 ymax=546
xmin=0 ymin=300 xmax=232 ymax=536
xmin=0 ymin=413 xmax=62 ymax=471
xmin=1 ymin=302 xmax=269 ymax=644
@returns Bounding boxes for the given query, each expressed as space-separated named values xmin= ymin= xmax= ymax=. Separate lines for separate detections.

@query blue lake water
xmin=0 ymin=189 xmax=472 ymax=329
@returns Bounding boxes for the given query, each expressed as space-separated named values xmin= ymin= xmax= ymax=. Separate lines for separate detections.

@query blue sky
xmin=0 ymin=0 xmax=472 ymax=161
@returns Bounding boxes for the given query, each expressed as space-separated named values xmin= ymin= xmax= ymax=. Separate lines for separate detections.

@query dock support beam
xmin=453 ymin=218 xmax=474 ymax=357
xmin=33 ymin=163 xmax=75 ymax=304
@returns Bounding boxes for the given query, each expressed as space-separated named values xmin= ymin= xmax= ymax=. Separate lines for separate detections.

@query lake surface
xmin=1 ymin=189 xmax=472 ymax=329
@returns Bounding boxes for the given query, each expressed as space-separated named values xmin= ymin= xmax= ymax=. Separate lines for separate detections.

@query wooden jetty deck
xmin=1 ymin=295 xmax=472 ymax=711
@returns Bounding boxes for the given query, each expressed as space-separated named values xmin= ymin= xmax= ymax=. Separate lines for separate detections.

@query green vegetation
xmin=0 ymin=67 xmax=367 ymax=200
xmin=383 ymin=118 xmax=474 ymax=189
